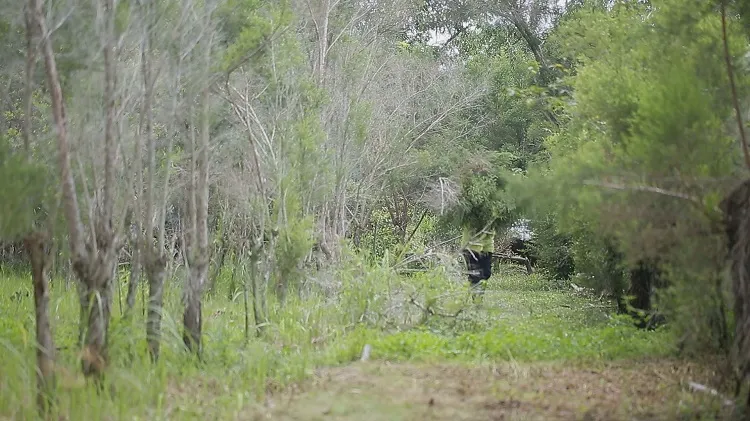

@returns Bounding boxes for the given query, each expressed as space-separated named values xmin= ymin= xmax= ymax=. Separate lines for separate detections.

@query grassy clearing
xmin=257 ymin=359 xmax=730 ymax=421
xmin=0 ymin=262 xmax=733 ymax=420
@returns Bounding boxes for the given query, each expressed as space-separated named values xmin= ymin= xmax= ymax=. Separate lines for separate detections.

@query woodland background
xmin=2 ymin=0 xmax=750 ymax=419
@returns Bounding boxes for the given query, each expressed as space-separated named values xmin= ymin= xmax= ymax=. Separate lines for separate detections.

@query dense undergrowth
xmin=0 ymin=260 xmax=680 ymax=420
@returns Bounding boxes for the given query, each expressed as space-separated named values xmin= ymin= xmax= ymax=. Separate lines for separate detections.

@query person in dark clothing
xmin=461 ymin=226 xmax=495 ymax=299
xmin=463 ymin=249 xmax=493 ymax=285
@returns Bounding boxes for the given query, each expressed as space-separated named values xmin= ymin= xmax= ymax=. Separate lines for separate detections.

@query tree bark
xmin=183 ymin=262 xmax=205 ymax=353
xmin=136 ymin=0 xmax=170 ymax=360
xmin=78 ymin=0 xmax=120 ymax=379
xmin=126 ymin=235 xmax=141 ymax=313
xmin=22 ymin=11 xmax=56 ymax=412
xmin=145 ymin=253 xmax=167 ymax=360
xmin=25 ymin=232 xmax=56 ymax=413
xmin=31 ymin=0 xmax=121 ymax=378
xmin=721 ymin=179 xmax=750 ymax=404
xmin=79 ymin=248 xmax=118 ymax=377
xmin=29 ymin=0 xmax=87 ymax=265
xmin=184 ymin=35 xmax=212 ymax=353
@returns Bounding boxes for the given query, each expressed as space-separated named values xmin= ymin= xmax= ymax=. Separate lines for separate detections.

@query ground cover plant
xmin=0 ymin=264 xmax=734 ymax=420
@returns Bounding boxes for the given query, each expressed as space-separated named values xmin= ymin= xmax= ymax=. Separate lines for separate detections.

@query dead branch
xmin=687 ymin=381 xmax=735 ymax=407
xmin=492 ymin=253 xmax=533 ymax=275
xmin=408 ymin=295 xmax=464 ymax=318
xmin=583 ymin=180 xmax=704 ymax=205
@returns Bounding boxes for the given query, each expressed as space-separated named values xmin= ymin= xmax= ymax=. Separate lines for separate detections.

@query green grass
xmin=0 ymin=262 xmax=703 ymax=420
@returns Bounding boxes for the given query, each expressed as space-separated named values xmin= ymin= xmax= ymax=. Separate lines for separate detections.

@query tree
xmin=529 ymin=0 xmax=748 ymax=345
xmin=126 ymin=0 xmax=182 ymax=361
xmin=30 ymin=0 xmax=128 ymax=378
xmin=183 ymin=0 xmax=217 ymax=355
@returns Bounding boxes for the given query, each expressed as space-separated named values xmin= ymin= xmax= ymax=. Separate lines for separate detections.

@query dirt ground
xmin=250 ymin=359 xmax=735 ymax=421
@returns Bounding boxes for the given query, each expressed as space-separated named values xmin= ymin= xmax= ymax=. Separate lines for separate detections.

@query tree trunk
xmin=31 ymin=0 xmax=122 ymax=379
xmin=249 ymin=253 xmax=265 ymax=337
xmin=145 ymin=252 xmax=167 ymax=360
xmin=208 ymin=235 xmax=228 ymax=295
xmin=721 ymin=178 xmax=750 ymax=404
xmin=79 ymin=250 xmax=118 ymax=378
xmin=126 ymin=235 xmax=141 ymax=313
xmin=22 ymin=10 xmax=56 ymax=411
xmin=29 ymin=0 xmax=86 ymax=263
xmin=242 ymin=259 xmax=251 ymax=343
xmin=24 ymin=232 xmax=55 ymax=413
xmin=183 ymin=77 xmax=211 ymax=354
xmin=628 ymin=260 xmax=658 ymax=312
xmin=183 ymin=261 xmax=206 ymax=353
xmin=79 ymin=0 xmax=120 ymax=379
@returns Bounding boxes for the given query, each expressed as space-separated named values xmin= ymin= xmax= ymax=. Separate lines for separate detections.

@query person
xmin=461 ymin=223 xmax=495 ymax=299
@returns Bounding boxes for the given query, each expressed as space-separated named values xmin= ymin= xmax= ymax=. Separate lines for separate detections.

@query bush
xmin=528 ymin=215 xmax=575 ymax=280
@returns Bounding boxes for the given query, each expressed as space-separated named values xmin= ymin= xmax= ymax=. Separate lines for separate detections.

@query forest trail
xmin=151 ymin=272 xmax=735 ymax=421
xmin=233 ymin=358 xmax=728 ymax=421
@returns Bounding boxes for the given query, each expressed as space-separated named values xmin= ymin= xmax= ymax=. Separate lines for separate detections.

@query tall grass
xmin=0 ymin=258 xmax=677 ymax=420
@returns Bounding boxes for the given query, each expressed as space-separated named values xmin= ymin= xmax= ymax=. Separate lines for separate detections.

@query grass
xmin=0 ymin=261 xmax=737 ymax=420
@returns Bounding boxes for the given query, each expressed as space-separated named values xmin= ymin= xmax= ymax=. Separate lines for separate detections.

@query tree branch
xmin=583 ymin=180 xmax=703 ymax=205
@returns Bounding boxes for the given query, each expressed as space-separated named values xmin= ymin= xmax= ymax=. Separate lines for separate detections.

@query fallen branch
xmin=408 ymin=296 xmax=464 ymax=318
xmin=687 ymin=381 xmax=735 ymax=407
xmin=492 ymin=253 xmax=533 ymax=275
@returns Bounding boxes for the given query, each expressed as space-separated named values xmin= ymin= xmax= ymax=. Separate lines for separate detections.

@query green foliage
xmin=659 ymin=269 xmax=732 ymax=355
xmin=528 ymin=215 xmax=575 ymax=280
xmin=357 ymin=207 xmax=402 ymax=260
xmin=0 ymin=258 xmax=686 ymax=419
xmin=269 ymin=182 xmax=315 ymax=298
xmin=466 ymin=41 xmax=555 ymax=165
xmin=216 ymin=0 xmax=288 ymax=73
xmin=441 ymin=152 xmax=519 ymax=232
xmin=0 ymin=138 xmax=49 ymax=239
xmin=527 ymin=0 xmax=749 ymax=354
xmin=570 ymin=231 xmax=628 ymax=303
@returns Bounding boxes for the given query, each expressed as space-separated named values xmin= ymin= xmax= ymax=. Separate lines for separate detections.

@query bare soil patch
xmin=251 ymin=358 xmax=734 ymax=421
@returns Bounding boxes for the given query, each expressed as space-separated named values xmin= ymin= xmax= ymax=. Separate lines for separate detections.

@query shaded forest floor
xmin=0 ymin=264 xmax=739 ymax=420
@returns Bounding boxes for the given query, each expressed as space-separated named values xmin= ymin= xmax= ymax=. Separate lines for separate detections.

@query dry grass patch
xmin=245 ymin=358 xmax=735 ymax=421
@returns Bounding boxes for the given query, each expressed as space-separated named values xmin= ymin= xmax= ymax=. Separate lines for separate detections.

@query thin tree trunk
xmin=126 ymin=235 xmax=141 ymax=312
xmin=80 ymin=267 xmax=114 ymax=377
xmin=22 ymin=10 xmax=56 ymax=412
xmin=77 ymin=282 xmax=86 ymax=346
xmin=30 ymin=0 xmax=116 ymax=378
xmin=184 ymin=53 xmax=212 ymax=354
xmin=79 ymin=0 xmax=120 ymax=379
xmin=145 ymin=254 xmax=167 ymax=360
xmin=136 ymin=0 xmax=170 ymax=361
xmin=25 ymin=232 xmax=56 ymax=414
xmin=250 ymin=252 xmax=264 ymax=337
xmin=183 ymin=266 xmax=205 ymax=352
xmin=720 ymin=2 xmax=750 ymax=403
xmin=29 ymin=0 xmax=86 ymax=263
xmin=242 ymin=259 xmax=251 ymax=343
xmin=722 ymin=179 xmax=750 ymax=404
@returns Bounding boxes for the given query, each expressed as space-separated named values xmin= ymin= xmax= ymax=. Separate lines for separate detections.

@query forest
xmin=2 ymin=0 xmax=750 ymax=419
